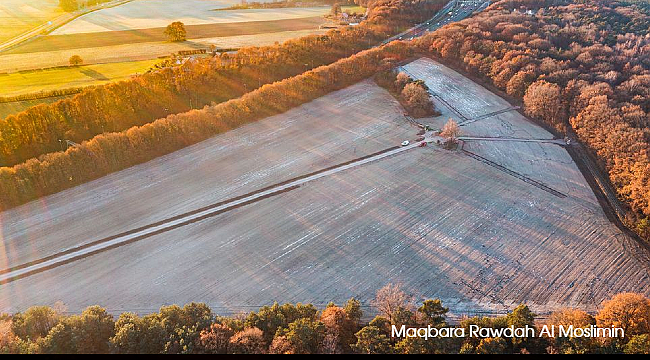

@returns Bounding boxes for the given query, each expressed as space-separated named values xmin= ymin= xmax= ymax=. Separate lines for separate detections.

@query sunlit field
xmin=0 ymin=0 xmax=62 ymax=43
xmin=0 ymin=0 xmax=332 ymax=118
xmin=0 ymin=96 xmax=65 ymax=118
xmin=2 ymin=16 xmax=328 ymax=63
xmin=51 ymin=0 xmax=329 ymax=34
xmin=341 ymin=5 xmax=367 ymax=15
xmin=0 ymin=59 xmax=159 ymax=97
xmin=0 ymin=25 xmax=327 ymax=73
xmin=2 ymin=0 xmax=650 ymax=354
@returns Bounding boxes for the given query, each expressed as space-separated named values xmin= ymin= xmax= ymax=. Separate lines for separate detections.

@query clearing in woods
xmin=1 ymin=59 xmax=648 ymax=318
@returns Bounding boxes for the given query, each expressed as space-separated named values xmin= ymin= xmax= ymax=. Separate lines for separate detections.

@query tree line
xmin=0 ymin=41 xmax=414 ymax=210
xmin=2 ymin=287 xmax=650 ymax=354
xmin=415 ymin=0 xmax=650 ymax=240
xmin=0 ymin=0 xmax=446 ymax=168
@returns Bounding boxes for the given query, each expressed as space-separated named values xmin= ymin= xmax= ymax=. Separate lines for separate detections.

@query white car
xmin=401 ymin=140 xmax=410 ymax=146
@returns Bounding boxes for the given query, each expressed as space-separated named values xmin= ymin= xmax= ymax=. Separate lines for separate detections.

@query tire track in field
xmin=0 ymin=145 xmax=413 ymax=284
xmin=460 ymin=149 xmax=568 ymax=198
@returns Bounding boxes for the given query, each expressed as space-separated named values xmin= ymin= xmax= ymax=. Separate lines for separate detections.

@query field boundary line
xmin=460 ymin=147 xmax=567 ymax=198
xmin=458 ymin=106 xmax=520 ymax=126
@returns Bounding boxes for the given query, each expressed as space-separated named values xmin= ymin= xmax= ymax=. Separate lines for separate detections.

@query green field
xmin=0 ymin=0 xmax=62 ymax=43
xmin=0 ymin=59 xmax=159 ymax=97
xmin=0 ymin=96 xmax=68 ymax=118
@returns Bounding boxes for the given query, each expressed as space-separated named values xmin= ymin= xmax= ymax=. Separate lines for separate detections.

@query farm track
xmin=458 ymin=136 xmax=565 ymax=145
xmin=432 ymin=93 xmax=469 ymax=121
xmin=460 ymin=148 xmax=567 ymax=198
xmin=458 ymin=106 xmax=520 ymax=126
xmin=0 ymin=136 xmax=415 ymax=283
xmin=0 ymin=185 xmax=301 ymax=284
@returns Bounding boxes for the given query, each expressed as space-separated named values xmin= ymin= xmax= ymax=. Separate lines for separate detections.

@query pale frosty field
xmin=401 ymin=58 xmax=595 ymax=203
xmin=1 ymin=62 xmax=649 ymax=318
xmin=51 ymin=0 xmax=329 ymax=34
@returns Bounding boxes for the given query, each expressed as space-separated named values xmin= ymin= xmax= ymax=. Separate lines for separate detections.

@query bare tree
xmin=371 ymin=283 xmax=412 ymax=323
xmin=440 ymin=118 xmax=460 ymax=141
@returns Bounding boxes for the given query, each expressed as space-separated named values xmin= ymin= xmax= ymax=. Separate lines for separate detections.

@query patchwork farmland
xmin=51 ymin=0 xmax=328 ymax=34
xmin=1 ymin=59 xmax=648 ymax=318
xmin=0 ymin=58 xmax=159 ymax=96
xmin=2 ymin=0 xmax=330 ymax=72
xmin=0 ymin=0 xmax=332 ymax=115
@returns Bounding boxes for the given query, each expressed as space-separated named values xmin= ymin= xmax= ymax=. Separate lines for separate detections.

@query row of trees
xmin=2 ymin=287 xmax=650 ymax=354
xmin=375 ymin=70 xmax=440 ymax=117
xmin=415 ymin=0 xmax=650 ymax=240
xmin=0 ymin=40 xmax=414 ymax=209
xmin=0 ymin=0 xmax=446 ymax=168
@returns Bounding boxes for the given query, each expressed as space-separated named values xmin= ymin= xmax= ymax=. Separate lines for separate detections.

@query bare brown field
xmin=1 ymin=63 xmax=648 ymax=318
xmin=4 ymin=17 xmax=326 ymax=56
xmin=0 ymin=29 xmax=327 ymax=73
xmin=51 ymin=0 xmax=327 ymax=34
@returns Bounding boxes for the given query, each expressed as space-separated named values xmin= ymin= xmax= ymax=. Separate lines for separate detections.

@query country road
xmin=381 ymin=0 xmax=490 ymax=45
xmin=0 ymin=0 xmax=133 ymax=53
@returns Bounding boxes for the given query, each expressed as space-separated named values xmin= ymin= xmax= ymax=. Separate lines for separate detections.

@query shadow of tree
xmin=80 ymin=68 xmax=109 ymax=81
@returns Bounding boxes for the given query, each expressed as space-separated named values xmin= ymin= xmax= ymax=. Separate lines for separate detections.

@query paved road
xmin=382 ymin=0 xmax=490 ymax=45
xmin=0 ymin=0 xmax=133 ymax=53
